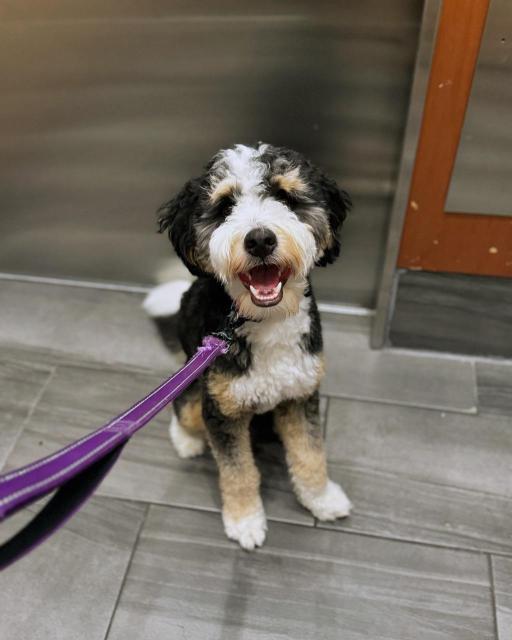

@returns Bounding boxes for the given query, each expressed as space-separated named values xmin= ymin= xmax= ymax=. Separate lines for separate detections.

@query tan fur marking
xmin=275 ymin=399 xmax=327 ymax=494
xmin=178 ymin=398 xmax=205 ymax=436
xmin=207 ymin=371 xmax=244 ymax=419
xmin=317 ymin=355 xmax=326 ymax=382
xmin=225 ymin=243 xmax=248 ymax=278
xmin=271 ymin=169 xmax=307 ymax=194
xmin=276 ymin=231 xmax=307 ymax=276
xmin=210 ymin=180 xmax=237 ymax=203
xmin=208 ymin=420 xmax=261 ymax=520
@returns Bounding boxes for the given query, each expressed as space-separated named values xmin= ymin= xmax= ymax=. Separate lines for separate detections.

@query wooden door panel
xmin=397 ymin=0 xmax=512 ymax=277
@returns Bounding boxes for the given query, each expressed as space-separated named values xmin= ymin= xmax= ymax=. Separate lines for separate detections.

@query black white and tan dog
xmin=144 ymin=143 xmax=352 ymax=550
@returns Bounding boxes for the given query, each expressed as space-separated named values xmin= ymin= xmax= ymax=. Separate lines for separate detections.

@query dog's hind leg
xmin=170 ymin=381 xmax=206 ymax=458
xmin=275 ymin=392 xmax=352 ymax=521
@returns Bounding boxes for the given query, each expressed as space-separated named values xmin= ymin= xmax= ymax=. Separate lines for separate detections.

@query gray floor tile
xmin=322 ymin=317 xmax=477 ymax=413
xmin=0 ymin=496 xmax=145 ymax=640
xmin=107 ymin=506 xmax=494 ymax=640
xmin=4 ymin=362 xmax=315 ymax=526
xmin=322 ymin=398 xmax=512 ymax=552
xmin=477 ymin=361 xmax=512 ymax=417
xmin=326 ymin=397 xmax=512 ymax=496
xmin=324 ymin=463 xmax=512 ymax=555
xmin=0 ymin=357 xmax=53 ymax=471
xmin=0 ymin=279 xmax=179 ymax=371
xmin=492 ymin=556 xmax=512 ymax=640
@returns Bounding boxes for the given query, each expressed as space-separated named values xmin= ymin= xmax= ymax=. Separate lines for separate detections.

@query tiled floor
xmin=0 ymin=280 xmax=511 ymax=640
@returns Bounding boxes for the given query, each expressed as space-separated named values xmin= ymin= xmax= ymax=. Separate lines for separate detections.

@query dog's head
xmin=158 ymin=143 xmax=350 ymax=319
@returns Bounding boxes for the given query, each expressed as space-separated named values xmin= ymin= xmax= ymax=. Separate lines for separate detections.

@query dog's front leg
xmin=275 ymin=392 xmax=352 ymax=521
xmin=202 ymin=394 xmax=267 ymax=550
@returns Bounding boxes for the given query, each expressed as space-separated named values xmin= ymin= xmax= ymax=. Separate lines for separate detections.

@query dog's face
xmin=158 ymin=144 xmax=350 ymax=319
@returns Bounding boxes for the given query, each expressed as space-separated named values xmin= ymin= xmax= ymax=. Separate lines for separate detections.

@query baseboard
xmin=389 ymin=270 xmax=512 ymax=358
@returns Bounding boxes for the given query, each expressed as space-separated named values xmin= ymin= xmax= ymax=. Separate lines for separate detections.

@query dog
xmin=144 ymin=143 xmax=352 ymax=549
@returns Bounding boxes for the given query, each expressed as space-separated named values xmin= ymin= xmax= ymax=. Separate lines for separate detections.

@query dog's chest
xmin=229 ymin=304 xmax=323 ymax=413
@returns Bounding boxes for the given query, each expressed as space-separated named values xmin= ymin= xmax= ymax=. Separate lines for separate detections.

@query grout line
xmin=103 ymin=502 xmax=150 ymax=640
xmin=95 ymin=493 xmax=316 ymax=528
xmin=324 ymin=391 xmax=478 ymax=416
xmin=327 ymin=459 xmax=512 ymax=502
xmin=95 ymin=498 xmax=512 ymax=561
xmin=386 ymin=344 xmax=512 ymax=367
xmin=0 ymin=366 xmax=57 ymax=472
xmin=315 ymin=522 xmax=512 ymax=560
xmin=488 ymin=554 xmax=501 ymax=640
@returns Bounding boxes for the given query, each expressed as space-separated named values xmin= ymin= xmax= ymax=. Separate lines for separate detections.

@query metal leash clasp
xmin=211 ymin=304 xmax=251 ymax=345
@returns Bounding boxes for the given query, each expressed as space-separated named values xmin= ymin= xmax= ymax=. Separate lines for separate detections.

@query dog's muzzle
xmin=238 ymin=227 xmax=290 ymax=307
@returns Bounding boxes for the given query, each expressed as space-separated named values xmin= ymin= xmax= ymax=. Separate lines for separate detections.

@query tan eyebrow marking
xmin=271 ymin=167 xmax=307 ymax=194
xmin=209 ymin=180 xmax=238 ymax=204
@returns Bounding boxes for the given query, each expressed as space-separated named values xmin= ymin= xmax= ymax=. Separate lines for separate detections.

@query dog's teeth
xmin=249 ymin=281 xmax=282 ymax=300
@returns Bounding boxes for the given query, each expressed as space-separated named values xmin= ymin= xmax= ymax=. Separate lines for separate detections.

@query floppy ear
xmin=315 ymin=172 xmax=351 ymax=267
xmin=157 ymin=178 xmax=208 ymax=277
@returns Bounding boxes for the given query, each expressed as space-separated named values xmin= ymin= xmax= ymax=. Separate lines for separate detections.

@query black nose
xmin=244 ymin=227 xmax=277 ymax=258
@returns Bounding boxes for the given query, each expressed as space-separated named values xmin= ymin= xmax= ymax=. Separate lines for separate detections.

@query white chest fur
xmin=229 ymin=298 xmax=323 ymax=414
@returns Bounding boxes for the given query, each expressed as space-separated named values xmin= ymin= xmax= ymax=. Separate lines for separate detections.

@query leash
xmin=0 ymin=335 xmax=229 ymax=570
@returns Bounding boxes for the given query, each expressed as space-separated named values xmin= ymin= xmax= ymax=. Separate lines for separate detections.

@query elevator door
xmin=0 ymin=1 xmax=422 ymax=308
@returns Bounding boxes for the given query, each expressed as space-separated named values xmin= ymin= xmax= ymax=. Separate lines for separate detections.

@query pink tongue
xmin=249 ymin=265 xmax=280 ymax=291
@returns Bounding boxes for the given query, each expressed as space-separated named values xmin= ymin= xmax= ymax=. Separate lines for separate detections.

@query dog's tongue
xmin=249 ymin=265 xmax=280 ymax=291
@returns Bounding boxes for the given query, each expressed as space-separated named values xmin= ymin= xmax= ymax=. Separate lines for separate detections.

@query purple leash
xmin=0 ymin=335 xmax=228 ymax=570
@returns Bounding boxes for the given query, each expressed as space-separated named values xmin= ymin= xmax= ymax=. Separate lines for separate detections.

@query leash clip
xmin=211 ymin=304 xmax=250 ymax=346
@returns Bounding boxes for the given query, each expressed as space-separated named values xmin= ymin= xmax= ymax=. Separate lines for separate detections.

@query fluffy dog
xmin=144 ymin=143 xmax=352 ymax=549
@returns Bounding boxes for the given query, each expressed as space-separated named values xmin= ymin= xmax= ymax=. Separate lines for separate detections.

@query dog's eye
xmin=273 ymin=188 xmax=299 ymax=209
xmin=210 ymin=195 xmax=235 ymax=219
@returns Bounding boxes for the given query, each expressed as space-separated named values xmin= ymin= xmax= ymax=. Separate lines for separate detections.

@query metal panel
xmin=0 ymin=1 xmax=422 ymax=307
xmin=371 ymin=0 xmax=441 ymax=347
xmin=446 ymin=0 xmax=512 ymax=216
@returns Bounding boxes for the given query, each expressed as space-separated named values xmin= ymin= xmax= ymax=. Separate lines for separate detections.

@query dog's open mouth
xmin=238 ymin=265 xmax=291 ymax=307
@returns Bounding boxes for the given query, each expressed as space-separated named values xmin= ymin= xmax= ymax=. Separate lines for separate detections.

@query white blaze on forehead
xmin=211 ymin=144 xmax=268 ymax=196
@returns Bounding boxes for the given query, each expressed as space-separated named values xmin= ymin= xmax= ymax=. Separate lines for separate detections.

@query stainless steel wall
xmin=0 ymin=1 xmax=422 ymax=307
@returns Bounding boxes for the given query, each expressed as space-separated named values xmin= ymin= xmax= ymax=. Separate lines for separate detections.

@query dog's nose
xmin=244 ymin=228 xmax=277 ymax=258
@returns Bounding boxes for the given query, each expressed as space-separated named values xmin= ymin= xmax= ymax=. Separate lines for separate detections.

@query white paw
xmin=299 ymin=480 xmax=352 ymax=521
xmin=169 ymin=415 xmax=205 ymax=459
xmin=223 ymin=508 xmax=268 ymax=551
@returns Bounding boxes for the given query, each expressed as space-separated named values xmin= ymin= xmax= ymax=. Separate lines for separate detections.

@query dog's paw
xmin=223 ymin=508 xmax=267 ymax=551
xmin=169 ymin=415 xmax=206 ymax=459
xmin=300 ymin=480 xmax=352 ymax=521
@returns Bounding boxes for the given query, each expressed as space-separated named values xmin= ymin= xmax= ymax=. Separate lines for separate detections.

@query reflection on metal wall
xmin=0 ymin=0 xmax=422 ymax=307
xmin=446 ymin=0 xmax=512 ymax=216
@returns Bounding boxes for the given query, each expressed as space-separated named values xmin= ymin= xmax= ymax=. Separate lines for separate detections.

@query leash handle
xmin=0 ymin=335 xmax=228 ymax=569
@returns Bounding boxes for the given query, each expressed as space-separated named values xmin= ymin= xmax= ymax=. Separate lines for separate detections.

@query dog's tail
xmin=143 ymin=280 xmax=191 ymax=351
xmin=143 ymin=280 xmax=191 ymax=318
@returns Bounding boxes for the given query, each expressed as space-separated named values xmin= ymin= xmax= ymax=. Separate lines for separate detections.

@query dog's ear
xmin=157 ymin=178 xmax=207 ymax=277
xmin=315 ymin=172 xmax=351 ymax=267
